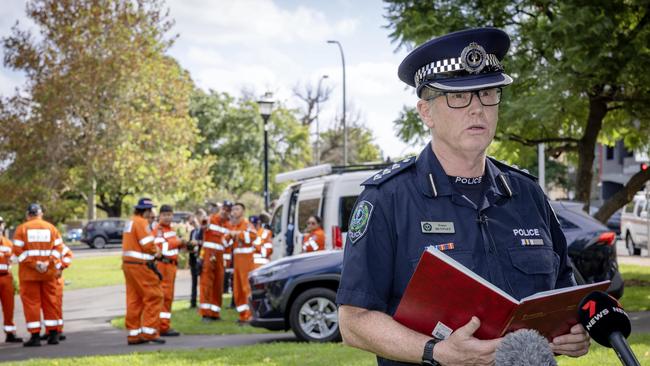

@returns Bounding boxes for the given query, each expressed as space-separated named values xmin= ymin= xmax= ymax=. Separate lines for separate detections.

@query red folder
xmin=393 ymin=247 xmax=610 ymax=341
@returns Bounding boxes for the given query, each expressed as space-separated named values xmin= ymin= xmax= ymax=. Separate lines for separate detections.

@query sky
xmin=0 ymin=0 xmax=421 ymax=160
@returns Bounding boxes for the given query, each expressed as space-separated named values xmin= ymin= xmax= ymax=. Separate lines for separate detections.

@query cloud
xmin=169 ymin=0 xmax=359 ymax=46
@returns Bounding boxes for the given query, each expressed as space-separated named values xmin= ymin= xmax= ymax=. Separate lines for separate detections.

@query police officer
xmin=337 ymin=28 xmax=589 ymax=366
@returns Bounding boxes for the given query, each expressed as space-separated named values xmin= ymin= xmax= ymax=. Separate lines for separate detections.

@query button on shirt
xmin=336 ymin=144 xmax=575 ymax=366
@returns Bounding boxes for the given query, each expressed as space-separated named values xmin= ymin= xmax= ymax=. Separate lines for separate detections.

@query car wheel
xmin=626 ymin=234 xmax=641 ymax=256
xmin=92 ymin=236 xmax=107 ymax=249
xmin=289 ymin=288 xmax=341 ymax=342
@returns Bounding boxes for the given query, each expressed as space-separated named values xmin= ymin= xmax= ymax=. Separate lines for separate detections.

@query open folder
xmin=393 ymin=246 xmax=611 ymax=340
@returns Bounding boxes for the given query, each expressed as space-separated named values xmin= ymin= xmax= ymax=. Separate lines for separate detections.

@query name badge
xmin=421 ymin=222 xmax=455 ymax=234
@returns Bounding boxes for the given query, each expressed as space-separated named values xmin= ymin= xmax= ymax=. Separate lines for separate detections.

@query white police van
xmin=269 ymin=163 xmax=393 ymax=260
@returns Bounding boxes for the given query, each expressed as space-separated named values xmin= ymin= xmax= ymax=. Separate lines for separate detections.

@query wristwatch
xmin=421 ymin=338 xmax=442 ymax=366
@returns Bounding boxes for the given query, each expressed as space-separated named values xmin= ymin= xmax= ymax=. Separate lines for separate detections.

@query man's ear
xmin=417 ymin=99 xmax=435 ymax=129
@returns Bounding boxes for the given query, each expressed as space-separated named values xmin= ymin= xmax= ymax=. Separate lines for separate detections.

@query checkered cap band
xmin=414 ymin=53 xmax=502 ymax=87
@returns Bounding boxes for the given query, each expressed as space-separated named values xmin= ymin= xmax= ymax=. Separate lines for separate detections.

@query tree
xmin=1 ymin=0 xmax=212 ymax=219
xmin=318 ymin=107 xmax=382 ymax=165
xmin=385 ymin=0 xmax=650 ymax=220
xmin=191 ymin=90 xmax=311 ymax=200
xmin=293 ymin=80 xmax=333 ymax=126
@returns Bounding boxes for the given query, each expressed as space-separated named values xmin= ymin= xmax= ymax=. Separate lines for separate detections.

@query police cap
xmin=398 ymin=27 xmax=513 ymax=97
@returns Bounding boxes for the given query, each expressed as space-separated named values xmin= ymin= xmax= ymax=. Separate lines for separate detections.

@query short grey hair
xmin=420 ymin=86 xmax=445 ymax=102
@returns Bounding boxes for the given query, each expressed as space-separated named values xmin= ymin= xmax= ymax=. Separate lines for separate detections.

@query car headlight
xmin=253 ymin=263 xmax=291 ymax=279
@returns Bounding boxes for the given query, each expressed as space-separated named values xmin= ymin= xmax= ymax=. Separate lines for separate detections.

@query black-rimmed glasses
xmin=424 ymin=87 xmax=502 ymax=108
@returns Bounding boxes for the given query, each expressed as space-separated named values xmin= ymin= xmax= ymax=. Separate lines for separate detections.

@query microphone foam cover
xmin=577 ymin=291 xmax=631 ymax=347
xmin=496 ymin=329 xmax=557 ymax=366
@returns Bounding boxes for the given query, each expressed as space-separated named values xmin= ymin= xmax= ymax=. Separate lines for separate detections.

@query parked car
xmin=589 ymin=206 xmax=622 ymax=236
xmin=620 ymin=192 xmax=649 ymax=256
xmin=80 ymin=218 xmax=126 ymax=249
xmin=553 ymin=201 xmax=623 ymax=298
xmin=64 ymin=228 xmax=83 ymax=242
xmin=172 ymin=211 xmax=192 ymax=224
xmin=249 ymin=250 xmax=342 ymax=342
xmin=249 ymin=168 xmax=624 ymax=342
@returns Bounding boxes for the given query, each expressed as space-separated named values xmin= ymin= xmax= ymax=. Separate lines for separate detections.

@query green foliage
xmin=385 ymin=0 xmax=650 ymax=205
xmin=191 ymin=90 xmax=311 ymax=201
xmin=318 ymin=123 xmax=382 ymax=164
xmin=0 ymin=0 xmax=213 ymax=221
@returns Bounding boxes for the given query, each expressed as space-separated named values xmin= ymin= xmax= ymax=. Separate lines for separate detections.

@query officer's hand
xmin=433 ymin=317 xmax=501 ymax=366
xmin=550 ymin=323 xmax=590 ymax=357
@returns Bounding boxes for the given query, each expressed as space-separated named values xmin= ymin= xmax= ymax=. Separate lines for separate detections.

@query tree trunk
xmin=87 ymin=177 xmax=96 ymax=220
xmin=575 ymin=96 xmax=608 ymax=212
xmin=594 ymin=168 xmax=650 ymax=224
xmin=97 ymin=193 xmax=125 ymax=217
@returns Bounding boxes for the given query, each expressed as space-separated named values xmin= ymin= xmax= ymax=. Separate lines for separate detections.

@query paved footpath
xmin=0 ymin=268 xmax=294 ymax=362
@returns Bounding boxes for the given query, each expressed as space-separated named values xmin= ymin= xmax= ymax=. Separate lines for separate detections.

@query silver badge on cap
xmin=460 ymin=42 xmax=487 ymax=74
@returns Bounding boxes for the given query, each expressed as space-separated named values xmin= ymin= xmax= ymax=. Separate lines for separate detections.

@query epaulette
xmin=362 ymin=156 xmax=416 ymax=186
xmin=488 ymin=156 xmax=538 ymax=182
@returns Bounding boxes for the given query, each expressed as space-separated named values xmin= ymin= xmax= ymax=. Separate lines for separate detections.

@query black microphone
xmin=578 ymin=291 xmax=640 ymax=366
xmin=495 ymin=329 xmax=557 ymax=366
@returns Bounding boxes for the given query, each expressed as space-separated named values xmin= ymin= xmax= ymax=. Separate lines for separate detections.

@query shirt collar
xmin=416 ymin=142 xmax=516 ymax=199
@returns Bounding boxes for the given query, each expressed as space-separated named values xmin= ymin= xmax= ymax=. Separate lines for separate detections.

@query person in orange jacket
xmin=199 ymin=200 xmax=233 ymax=322
xmin=0 ymin=217 xmax=22 ymax=343
xmin=41 ymin=243 xmax=72 ymax=342
xmin=153 ymin=204 xmax=184 ymax=337
xmin=12 ymin=204 xmax=64 ymax=347
xmin=122 ymin=198 xmax=165 ymax=345
xmin=226 ymin=203 xmax=257 ymax=323
xmin=250 ymin=216 xmax=273 ymax=268
xmin=302 ymin=215 xmax=325 ymax=253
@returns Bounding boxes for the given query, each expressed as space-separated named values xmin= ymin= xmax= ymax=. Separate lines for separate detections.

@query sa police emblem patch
xmin=348 ymin=200 xmax=374 ymax=244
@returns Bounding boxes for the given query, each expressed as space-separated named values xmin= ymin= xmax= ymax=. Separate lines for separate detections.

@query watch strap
xmin=421 ymin=338 xmax=442 ymax=366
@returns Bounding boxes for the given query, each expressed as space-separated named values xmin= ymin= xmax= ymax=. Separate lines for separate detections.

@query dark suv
xmin=81 ymin=218 xmax=126 ymax=249
xmin=248 ymin=201 xmax=623 ymax=342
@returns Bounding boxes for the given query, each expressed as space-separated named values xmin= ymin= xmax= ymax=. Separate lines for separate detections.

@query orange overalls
xmin=199 ymin=214 xmax=231 ymax=318
xmin=55 ymin=244 xmax=73 ymax=333
xmin=122 ymin=215 xmax=163 ymax=343
xmin=0 ymin=236 xmax=17 ymax=335
xmin=253 ymin=227 xmax=273 ymax=268
xmin=302 ymin=227 xmax=326 ymax=253
xmin=227 ymin=219 xmax=257 ymax=321
xmin=12 ymin=217 xmax=64 ymax=335
xmin=153 ymin=224 xmax=182 ymax=333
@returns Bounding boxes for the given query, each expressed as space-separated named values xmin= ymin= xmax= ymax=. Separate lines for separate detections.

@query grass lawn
xmin=10 ymin=254 xmax=124 ymax=291
xmin=619 ymin=264 xmax=650 ymax=312
xmin=111 ymin=298 xmax=272 ymax=335
xmin=557 ymin=332 xmax=650 ymax=365
xmin=6 ymin=333 xmax=650 ymax=366
xmin=62 ymin=254 xmax=124 ymax=290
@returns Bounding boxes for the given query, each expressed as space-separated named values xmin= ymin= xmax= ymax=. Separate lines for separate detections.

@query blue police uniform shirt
xmin=336 ymin=143 xmax=575 ymax=366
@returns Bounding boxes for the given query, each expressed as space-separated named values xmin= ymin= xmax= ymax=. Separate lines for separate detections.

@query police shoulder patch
xmin=348 ymin=200 xmax=374 ymax=244
xmin=362 ymin=157 xmax=416 ymax=186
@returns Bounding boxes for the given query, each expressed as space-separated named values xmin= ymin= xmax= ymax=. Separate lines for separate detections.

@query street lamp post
xmin=257 ymin=92 xmax=275 ymax=212
xmin=316 ymin=74 xmax=328 ymax=165
xmin=327 ymin=40 xmax=347 ymax=165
